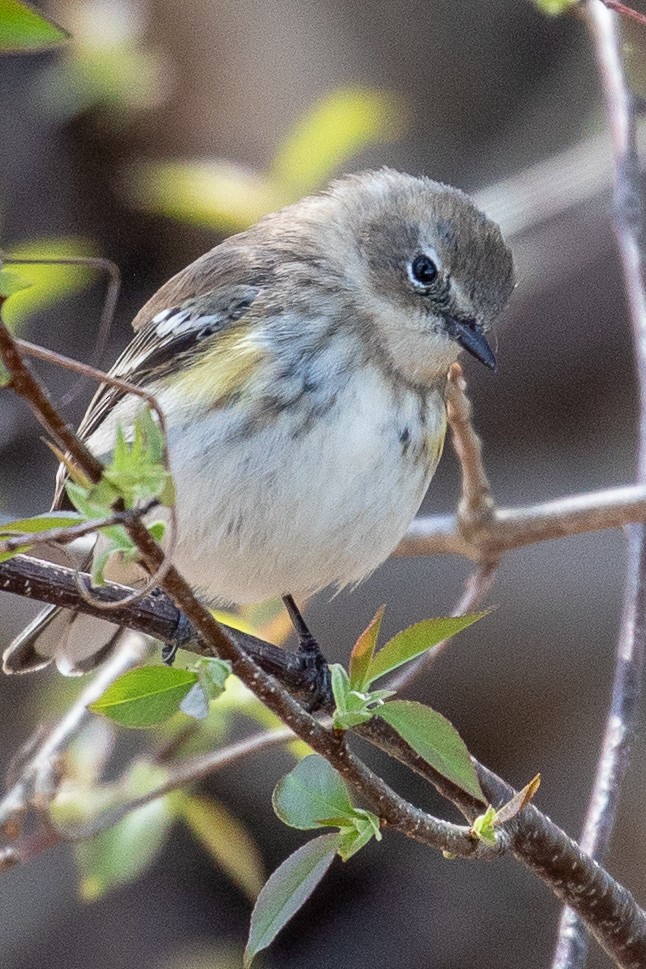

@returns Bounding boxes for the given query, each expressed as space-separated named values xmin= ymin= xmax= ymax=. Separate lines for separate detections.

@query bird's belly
xmin=164 ymin=370 xmax=446 ymax=604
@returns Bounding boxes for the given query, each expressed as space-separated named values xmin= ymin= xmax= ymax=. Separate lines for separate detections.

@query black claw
xmin=162 ymin=611 xmax=194 ymax=666
xmin=282 ymin=595 xmax=332 ymax=710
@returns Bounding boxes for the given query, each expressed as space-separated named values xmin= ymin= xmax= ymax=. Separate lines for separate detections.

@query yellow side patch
xmin=170 ymin=326 xmax=266 ymax=409
xmin=425 ymin=409 xmax=447 ymax=470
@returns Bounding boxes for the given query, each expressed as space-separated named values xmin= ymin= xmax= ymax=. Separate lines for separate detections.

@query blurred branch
xmin=397 ymin=485 xmax=646 ymax=559
xmin=0 ymin=632 xmax=149 ymax=832
xmin=552 ymin=3 xmax=646 ymax=969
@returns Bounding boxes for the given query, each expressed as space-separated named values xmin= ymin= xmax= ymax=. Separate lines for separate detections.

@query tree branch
xmin=552 ymin=3 xmax=646 ymax=968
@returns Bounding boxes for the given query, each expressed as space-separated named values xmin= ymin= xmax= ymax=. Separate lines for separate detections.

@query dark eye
xmin=409 ymin=254 xmax=439 ymax=288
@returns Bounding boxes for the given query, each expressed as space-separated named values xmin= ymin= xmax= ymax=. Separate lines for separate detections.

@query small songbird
xmin=3 ymin=169 xmax=514 ymax=677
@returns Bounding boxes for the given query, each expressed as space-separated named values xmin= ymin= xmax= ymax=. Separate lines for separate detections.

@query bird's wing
xmin=52 ymin=240 xmax=270 ymax=509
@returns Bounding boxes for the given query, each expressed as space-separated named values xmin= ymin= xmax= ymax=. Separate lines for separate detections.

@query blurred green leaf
xmin=90 ymin=666 xmax=198 ymax=728
xmin=126 ymin=160 xmax=283 ymax=233
xmin=0 ymin=0 xmax=68 ymax=52
xmin=271 ymin=87 xmax=406 ymax=195
xmin=533 ymin=0 xmax=578 ymax=14
xmin=1 ymin=238 xmax=98 ymax=327
xmin=75 ymin=796 xmax=173 ymax=901
xmin=272 ymin=755 xmax=354 ymax=830
xmin=177 ymin=793 xmax=265 ymax=902
xmin=39 ymin=42 xmax=167 ymax=120
xmin=126 ymin=87 xmax=406 ymax=234
xmin=0 ymin=268 xmax=28 ymax=297
xmin=378 ymin=700 xmax=484 ymax=801
xmin=349 ymin=606 xmax=384 ymax=691
xmin=365 ymin=612 xmax=488 ymax=685
xmin=244 ymin=833 xmax=339 ymax=967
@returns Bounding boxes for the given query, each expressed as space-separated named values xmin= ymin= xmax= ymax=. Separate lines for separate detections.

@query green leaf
xmin=244 ymin=833 xmax=339 ymax=967
xmin=378 ymin=700 xmax=484 ymax=801
xmin=75 ymin=796 xmax=173 ymax=901
xmin=89 ymin=666 xmax=198 ymax=728
xmin=1 ymin=238 xmax=97 ymax=328
xmin=272 ymin=755 xmax=354 ymax=830
xmin=0 ymin=512 xmax=84 ymax=535
xmin=365 ymin=612 xmax=488 ymax=685
xmin=0 ymin=0 xmax=68 ymax=52
xmin=177 ymin=793 xmax=265 ymax=902
xmin=349 ymin=606 xmax=385 ymax=691
xmin=270 ymin=87 xmax=406 ymax=195
xmin=0 ymin=511 xmax=84 ymax=562
xmin=471 ymin=805 xmax=497 ymax=846
xmin=330 ymin=663 xmax=395 ymax=730
xmin=336 ymin=810 xmax=382 ymax=861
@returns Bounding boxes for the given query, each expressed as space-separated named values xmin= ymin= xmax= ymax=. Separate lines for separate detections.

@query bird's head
xmin=318 ymin=169 xmax=515 ymax=384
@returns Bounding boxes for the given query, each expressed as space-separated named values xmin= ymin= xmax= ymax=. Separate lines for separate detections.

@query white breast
xmin=158 ymin=362 xmax=446 ymax=604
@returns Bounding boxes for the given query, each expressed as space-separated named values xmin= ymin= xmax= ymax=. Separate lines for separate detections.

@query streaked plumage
xmin=4 ymin=169 xmax=514 ymax=675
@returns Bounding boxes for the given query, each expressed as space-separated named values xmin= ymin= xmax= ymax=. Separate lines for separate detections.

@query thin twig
xmin=14 ymin=337 xmax=179 ymax=611
xmin=0 ymin=632 xmax=150 ymax=831
xmin=0 ymin=502 xmax=158 ymax=556
xmin=0 ymin=251 xmax=121 ymax=406
xmin=54 ymin=727 xmax=299 ymax=840
xmin=552 ymin=3 xmax=646 ymax=968
xmin=445 ymin=363 xmax=496 ymax=541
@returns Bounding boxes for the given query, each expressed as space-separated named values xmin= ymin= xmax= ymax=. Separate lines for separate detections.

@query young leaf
xmin=471 ymin=805 xmax=497 ymax=846
xmin=0 ymin=0 xmax=68 ymax=52
xmin=272 ymin=755 xmax=354 ymax=830
xmin=176 ymin=793 xmax=265 ymax=902
xmin=0 ymin=512 xmax=84 ymax=535
xmin=0 ymin=512 xmax=84 ymax=562
xmin=492 ymin=773 xmax=541 ymax=826
xmin=336 ymin=810 xmax=382 ymax=861
xmin=244 ymin=833 xmax=339 ymax=967
xmin=365 ymin=612 xmax=488 ymax=685
xmin=349 ymin=606 xmax=385 ymax=691
xmin=89 ymin=666 xmax=198 ymax=728
xmin=378 ymin=700 xmax=484 ymax=801
xmin=75 ymin=797 xmax=173 ymax=901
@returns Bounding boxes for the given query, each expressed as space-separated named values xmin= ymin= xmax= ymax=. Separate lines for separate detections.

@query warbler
xmin=3 ymin=168 xmax=514 ymax=677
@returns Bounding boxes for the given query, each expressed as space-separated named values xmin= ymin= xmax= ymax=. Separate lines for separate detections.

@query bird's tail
xmin=3 ymin=605 xmax=123 ymax=675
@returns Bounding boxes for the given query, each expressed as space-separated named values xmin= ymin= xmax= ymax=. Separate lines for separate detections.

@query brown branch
xmin=552 ymin=3 xmax=646 ymax=968
xmin=396 ymin=485 xmax=646 ymax=559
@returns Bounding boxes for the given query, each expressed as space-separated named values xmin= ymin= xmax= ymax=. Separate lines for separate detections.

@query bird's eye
xmin=409 ymin=254 xmax=439 ymax=289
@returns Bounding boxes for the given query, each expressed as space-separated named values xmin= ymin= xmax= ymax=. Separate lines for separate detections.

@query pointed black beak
xmin=446 ymin=316 xmax=497 ymax=371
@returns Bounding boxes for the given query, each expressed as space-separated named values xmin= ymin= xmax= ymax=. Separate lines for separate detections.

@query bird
xmin=3 ymin=168 xmax=514 ymax=679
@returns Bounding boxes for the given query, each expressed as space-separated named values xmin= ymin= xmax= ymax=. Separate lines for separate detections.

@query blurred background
xmin=1 ymin=1 xmax=645 ymax=967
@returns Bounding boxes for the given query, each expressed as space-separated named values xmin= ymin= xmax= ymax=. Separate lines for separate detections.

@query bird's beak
xmin=446 ymin=316 xmax=497 ymax=371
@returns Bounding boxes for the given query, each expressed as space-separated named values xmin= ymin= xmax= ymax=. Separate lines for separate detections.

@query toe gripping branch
xmin=161 ymin=605 xmax=332 ymax=712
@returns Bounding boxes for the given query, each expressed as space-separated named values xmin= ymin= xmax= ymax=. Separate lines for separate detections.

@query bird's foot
xmin=161 ymin=611 xmax=194 ymax=666
xmin=283 ymin=594 xmax=332 ymax=711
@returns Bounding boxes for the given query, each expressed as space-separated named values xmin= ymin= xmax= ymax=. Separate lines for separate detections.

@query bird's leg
xmin=161 ymin=609 xmax=194 ymax=665
xmin=282 ymin=594 xmax=331 ymax=710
